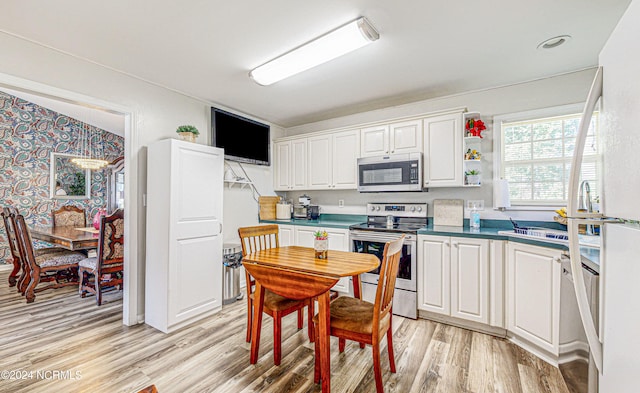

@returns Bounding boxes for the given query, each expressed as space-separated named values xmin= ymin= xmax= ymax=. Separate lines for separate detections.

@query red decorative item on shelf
xmin=93 ymin=208 xmax=107 ymax=230
xmin=466 ymin=119 xmax=486 ymax=138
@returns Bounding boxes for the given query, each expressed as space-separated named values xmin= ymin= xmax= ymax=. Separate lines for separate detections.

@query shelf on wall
xmin=224 ymin=179 xmax=253 ymax=190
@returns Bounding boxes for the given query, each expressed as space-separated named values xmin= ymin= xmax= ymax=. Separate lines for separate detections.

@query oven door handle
xmin=350 ymin=230 xmax=415 ymax=243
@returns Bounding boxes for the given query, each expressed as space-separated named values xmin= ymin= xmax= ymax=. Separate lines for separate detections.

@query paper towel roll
xmin=494 ymin=179 xmax=511 ymax=210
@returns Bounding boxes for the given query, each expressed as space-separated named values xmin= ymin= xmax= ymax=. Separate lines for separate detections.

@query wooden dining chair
xmin=238 ymin=224 xmax=314 ymax=366
xmin=313 ymin=234 xmax=405 ymax=393
xmin=78 ymin=209 xmax=124 ymax=305
xmin=12 ymin=211 xmax=85 ymax=303
xmin=52 ymin=205 xmax=86 ymax=227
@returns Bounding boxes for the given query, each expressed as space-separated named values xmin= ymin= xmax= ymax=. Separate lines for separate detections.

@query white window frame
xmin=493 ymin=103 xmax=590 ymax=210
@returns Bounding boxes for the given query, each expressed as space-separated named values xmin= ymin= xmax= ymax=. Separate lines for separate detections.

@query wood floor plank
xmin=0 ymin=270 xmax=579 ymax=393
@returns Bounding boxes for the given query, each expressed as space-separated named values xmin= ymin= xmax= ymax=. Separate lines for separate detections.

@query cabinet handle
xmin=445 ymin=242 xmax=450 ymax=247
xmin=391 ymin=150 xmax=395 ymax=153
xmin=554 ymin=257 xmax=562 ymax=264
xmin=452 ymin=242 xmax=458 ymax=247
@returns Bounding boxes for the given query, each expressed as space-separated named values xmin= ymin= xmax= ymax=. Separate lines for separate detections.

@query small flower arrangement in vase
xmin=314 ymin=230 xmax=329 ymax=259
xmin=466 ymin=119 xmax=486 ymax=138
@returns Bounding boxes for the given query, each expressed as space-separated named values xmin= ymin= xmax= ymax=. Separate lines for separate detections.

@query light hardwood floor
xmin=0 ymin=270 xmax=583 ymax=393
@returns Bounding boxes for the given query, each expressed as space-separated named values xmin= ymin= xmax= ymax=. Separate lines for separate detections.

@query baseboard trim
xmin=419 ymin=310 xmax=508 ymax=338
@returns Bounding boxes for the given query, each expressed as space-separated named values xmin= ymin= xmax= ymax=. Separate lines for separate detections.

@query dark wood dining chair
xmin=12 ymin=211 xmax=85 ymax=303
xmin=52 ymin=205 xmax=86 ymax=227
xmin=238 ymin=224 xmax=314 ymax=366
xmin=79 ymin=209 xmax=124 ymax=305
xmin=137 ymin=385 xmax=158 ymax=393
xmin=313 ymin=234 xmax=405 ymax=393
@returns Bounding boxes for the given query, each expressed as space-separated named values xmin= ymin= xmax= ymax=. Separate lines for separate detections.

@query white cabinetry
xmin=422 ymin=111 xmax=464 ymax=187
xmin=308 ymin=130 xmax=359 ymax=190
xmin=145 ymin=139 xmax=224 ymax=333
xmin=295 ymin=226 xmax=352 ymax=293
xmin=506 ymin=242 xmax=562 ymax=354
xmin=418 ymin=235 xmax=490 ymax=324
xmin=360 ymin=120 xmax=422 ymax=157
xmin=274 ymin=138 xmax=307 ymax=191
xmin=278 ymin=224 xmax=295 ymax=246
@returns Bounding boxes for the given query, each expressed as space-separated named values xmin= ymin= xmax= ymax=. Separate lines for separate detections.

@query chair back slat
xmin=52 ymin=206 xmax=86 ymax=227
xmin=97 ymin=209 xmax=124 ymax=275
xmin=12 ymin=212 xmax=38 ymax=269
xmin=373 ymin=235 xmax=404 ymax=325
xmin=1 ymin=207 xmax=20 ymax=260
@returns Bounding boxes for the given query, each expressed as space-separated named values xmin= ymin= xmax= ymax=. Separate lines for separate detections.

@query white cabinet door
xmin=450 ymin=237 xmax=489 ymax=324
xmin=294 ymin=226 xmax=351 ymax=293
xmin=389 ymin=120 xmax=422 ymax=154
xmin=417 ymin=235 xmax=451 ymax=315
xmin=507 ymin=242 xmax=561 ymax=354
xmin=423 ymin=112 xmax=463 ymax=187
xmin=278 ymin=224 xmax=295 ymax=246
xmin=307 ymin=135 xmax=332 ymax=189
xmin=274 ymin=139 xmax=307 ymax=191
xmin=332 ymin=130 xmax=359 ymax=189
xmin=291 ymin=139 xmax=307 ymax=190
xmin=361 ymin=125 xmax=390 ymax=157
xmin=274 ymin=141 xmax=291 ymax=191
xmin=489 ymin=240 xmax=506 ymax=328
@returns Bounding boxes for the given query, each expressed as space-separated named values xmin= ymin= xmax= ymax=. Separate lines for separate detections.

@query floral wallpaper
xmin=0 ymin=90 xmax=124 ymax=264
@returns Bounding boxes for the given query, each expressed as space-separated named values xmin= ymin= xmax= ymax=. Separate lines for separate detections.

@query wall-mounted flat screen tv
xmin=211 ymin=107 xmax=270 ymax=166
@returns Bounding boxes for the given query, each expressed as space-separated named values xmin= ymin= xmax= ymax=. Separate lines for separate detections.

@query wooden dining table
xmin=30 ymin=225 xmax=99 ymax=251
xmin=242 ymin=245 xmax=379 ymax=393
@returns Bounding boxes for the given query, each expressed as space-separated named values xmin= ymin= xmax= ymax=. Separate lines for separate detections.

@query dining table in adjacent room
xmin=242 ymin=245 xmax=380 ymax=393
xmin=30 ymin=225 xmax=99 ymax=251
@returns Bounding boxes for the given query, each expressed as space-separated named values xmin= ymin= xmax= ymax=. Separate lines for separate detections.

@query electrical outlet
xmin=467 ymin=200 xmax=484 ymax=210
xmin=338 ymin=199 xmax=345 ymax=208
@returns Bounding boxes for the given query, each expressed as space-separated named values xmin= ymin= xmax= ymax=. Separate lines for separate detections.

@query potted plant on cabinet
xmin=465 ymin=169 xmax=481 ymax=185
xmin=176 ymin=125 xmax=199 ymax=142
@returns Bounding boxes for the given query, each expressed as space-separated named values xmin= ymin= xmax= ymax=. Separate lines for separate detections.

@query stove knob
xmin=375 ymin=206 xmax=380 ymax=211
xmin=417 ymin=207 xmax=423 ymax=212
xmin=410 ymin=206 xmax=416 ymax=212
xmin=370 ymin=206 xmax=376 ymax=212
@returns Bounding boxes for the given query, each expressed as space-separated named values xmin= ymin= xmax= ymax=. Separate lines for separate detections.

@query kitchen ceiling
xmin=0 ymin=0 xmax=631 ymax=128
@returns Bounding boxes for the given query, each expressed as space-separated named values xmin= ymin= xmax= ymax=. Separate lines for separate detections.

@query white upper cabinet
xmin=274 ymin=138 xmax=307 ymax=191
xmin=360 ymin=124 xmax=390 ymax=157
xmin=423 ymin=111 xmax=464 ymax=187
xmin=389 ymin=120 xmax=422 ymax=154
xmin=308 ymin=130 xmax=359 ymax=190
xmin=361 ymin=120 xmax=422 ymax=157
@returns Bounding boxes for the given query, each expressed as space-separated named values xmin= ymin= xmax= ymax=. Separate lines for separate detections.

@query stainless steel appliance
xmin=293 ymin=204 xmax=319 ymax=220
xmin=222 ymin=243 xmax=243 ymax=305
xmin=293 ymin=205 xmax=308 ymax=219
xmin=349 ymin=202 xmax=428 ymax=319
xmin=357 ymin=153 xmax=422 ymax=192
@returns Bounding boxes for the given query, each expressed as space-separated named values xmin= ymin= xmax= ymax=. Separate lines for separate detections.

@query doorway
xmin=0 ymin=75 xmax=139 ymax=325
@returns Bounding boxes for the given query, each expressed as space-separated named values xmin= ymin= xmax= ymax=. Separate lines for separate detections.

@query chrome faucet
xmin=578 ymin=180 xmax=594 ymax=234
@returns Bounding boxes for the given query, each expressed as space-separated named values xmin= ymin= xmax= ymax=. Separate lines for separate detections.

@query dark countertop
xmin=261 ymin=215 xmax=600 ymax=273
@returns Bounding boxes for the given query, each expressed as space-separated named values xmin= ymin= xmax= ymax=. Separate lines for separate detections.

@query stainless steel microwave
xmin=357 ymin=153 xmax=422 ymax=192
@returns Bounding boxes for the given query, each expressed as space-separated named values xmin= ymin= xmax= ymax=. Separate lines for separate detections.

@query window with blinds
xmin=500 ymin=113 xmax=599 ymax=205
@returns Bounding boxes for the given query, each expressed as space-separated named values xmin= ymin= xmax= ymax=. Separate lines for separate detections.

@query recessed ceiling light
xmin=537 ymin=35 xmax=572 ymax=50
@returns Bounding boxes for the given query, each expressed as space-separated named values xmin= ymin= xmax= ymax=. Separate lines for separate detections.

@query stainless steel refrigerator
xmin=568 ymin=1 xmax=640 ymax=392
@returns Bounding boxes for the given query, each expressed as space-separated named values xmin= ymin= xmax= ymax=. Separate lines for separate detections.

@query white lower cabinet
xmin=418 ymin=235 xmax=490 ymax=325
xmin=278 ymin=224 xmax=295 ymax=246
xmin=294 ymin=226 xmax=352 ymax=293
xmin=506 ymin=242 xmax=562 ymax=355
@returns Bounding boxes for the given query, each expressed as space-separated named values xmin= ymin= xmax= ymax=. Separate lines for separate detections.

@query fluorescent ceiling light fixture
xmin=250 ymin=17 xmax=379 ymax=86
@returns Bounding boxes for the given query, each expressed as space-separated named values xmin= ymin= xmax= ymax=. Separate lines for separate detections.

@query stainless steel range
xmin=349 ymin=202 xmax=428 ymax=319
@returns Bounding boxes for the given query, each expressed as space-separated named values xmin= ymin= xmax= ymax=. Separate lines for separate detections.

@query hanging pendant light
xmin=72 ymin=120 xmax=109 ymax=170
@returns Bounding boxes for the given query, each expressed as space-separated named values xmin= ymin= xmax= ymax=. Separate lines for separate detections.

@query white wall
xmin=282 ymin=69 xmax=597 ymax=222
